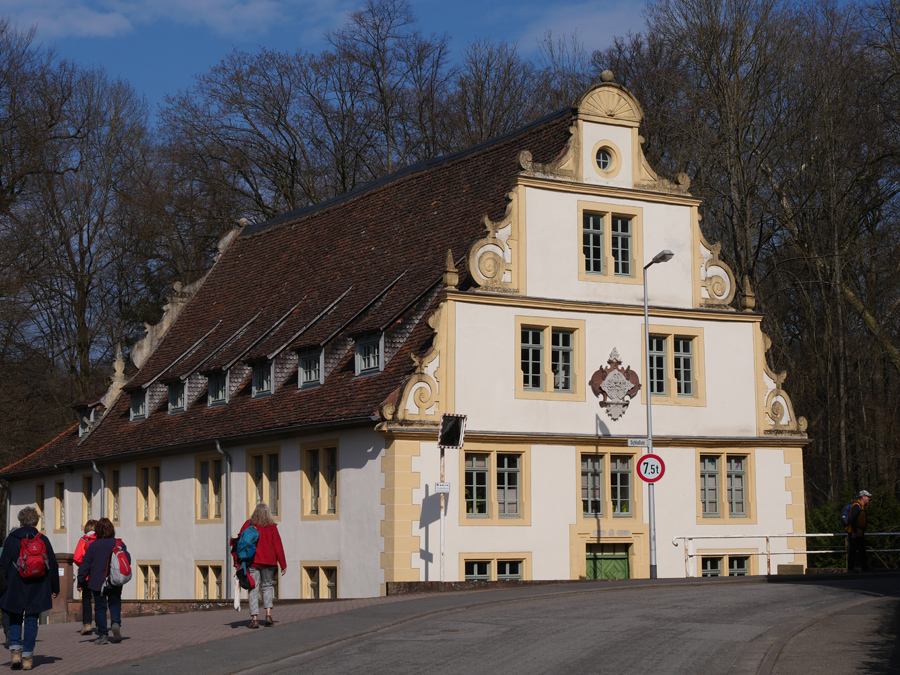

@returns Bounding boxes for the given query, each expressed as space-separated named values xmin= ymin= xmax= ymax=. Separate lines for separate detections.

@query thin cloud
xmin=514 ymin=0 xmax=647 ymax=55
xmin=0 ymin=0 xmax=350 ymax=39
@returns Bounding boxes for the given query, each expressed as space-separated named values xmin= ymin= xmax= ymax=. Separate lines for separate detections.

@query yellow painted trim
xmin=81 ymin=474 xmax=93 ymax=527
xmin=514 ymin=174 xmax=702 ymax=207
xmin=640 ymin=324 xmax=707 ymax=407
xmin=590 ymin=140 xmax=622 ymax=179
xmin=458 ymin=442 xmax=532 ymax=526
xmin=784 ymin=447 xmax=807 ymax=565
xmin=136 ymin=560 xmax=162 ymax=600
xmin=444 ymin=289 xmax=762 ymax=324
xmin=691 ymin=206 xmax=701 ymax=308
xmin=136 ymin=461 xmax=162 ymax=526
xmin=380 ymin=438 xmax=421 ymax=594
xmin=299 ymin=561 xmax=340 ymax=599
xmin=577 ymin=201 xmax=643 ymax=285
xmin=245 ymin=446 xmax=281 ymax=523
xmin=695 ymin=549 xmax=759 ymax=577
xmin=300 ymin=440 xmax=339 ymax=521
xmin=514 ymin=316 xmax=586 ymax=401
xmin=105 ymin=466 xmax=121 ymax=525
xmin=194 ymin=560 xmax=224 ymax=600
xmin=54 ymin=480 xmax=66 ymax=534
xmin=35 ymin=483 xmax=45 ymax=533
xmin=458 ymin=552 xmax=533 ymax=581
xmin=194 ymin=455 xmax=225 ymax=525
xmin=694 ymin=449 xmax=758 ymax=525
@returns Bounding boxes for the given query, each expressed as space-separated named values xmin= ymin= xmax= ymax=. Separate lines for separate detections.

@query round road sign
xmin=637 ymin=454 xmax=665 ymax=483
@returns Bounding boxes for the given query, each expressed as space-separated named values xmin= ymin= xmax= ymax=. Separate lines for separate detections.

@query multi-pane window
xmin=551 ymin=330 xmax=573 ymax=392
xmin=644 ymin=329 xmax=705 ymax=405
xmin=649 ymin=337 xmax=666 ymax=396
xmin=250 ymin=451 xmax=279 ymax=517
xmin=356 ymin=337 xmax=381 ymax=374
xmin=304 ymin=446 xmax=338 ymax=516
xmin=303 ymin=566 xmax=338 ymax=599
xmin=497 ymin=560 xmax=523 ymax=581
xmin=108 ymin=468 xmax=120 ymax=524
xmin=252 ymin=361 xmax=272 ymax=398
xmin=582 ymin=212 xmax=604 ymax=274
xmin=55 ymin=481 xmax=66 ymax=531
xmin=139 ymin=564 xmax=161 ymax=599
xmin=197 ymin=458 xmax=223 ymax=521
xmin=521 ymin=328 xmax=543 ymax=391
xmin=727 ymin=457 xmax=746 ymax=516
xmin=465 ymin=454 xmax=489 ymax=516
xmin=518 ymin=321 xmax=582 ymax=398
xmin=611 ymin=456 xmax=631 ymax=516
xmin=497 ymin=454 xmax=519 ymax=517
xmin=701 ymin=557 xmax=722 ymax=577
xmin=728 ymin=556 xmax=749 ymax=576
xmin=673 ymin=339 xmax=693 ymax=396
xmin=35 ymin=484 xmax=44 ymax=532
xmin=700 ymin=456 xmax=719 ymax=517
xmin=168 ymin=382 xmax=185 ymax=413
xmin=300 ymin=353 xmax=321 ymax=388
xmin=464 ymin=559 xmax=525 ymax=582
xmin=208 ymin=372 xmax=227 ymax=406
xmin=82 ymin=476 xmax=92 ymax=524
xmin=464 ymin=561 xmax=491 ymax=582
xmin=197 ymin=564 xmax=223 ymax=600
xmin=611 ymin=216 xmax=632 ymax=276
xmin=130 ymin=391 xmax=147 ymax=421
xmin=579 ymin=205 xmax=641 ymax=282
xmin=581 ymin=455 xmax=603 ymax=516
xmin=138 ymin=464 xmax=161 ymax=523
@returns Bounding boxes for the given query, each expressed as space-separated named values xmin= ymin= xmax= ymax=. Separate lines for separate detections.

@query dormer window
xmin=299 ymin=351 xmax=323 ymax=389
xmin=168 ymin=382 xmax=186 ymax=413
xmin=252 ymin=361 xmax=273 ymax=398
xmin=355 ymin=335 xmax=382 ymax=376
xmin=208 ymin=372 xmax=228 ymax=406
xmin=77 ymin=408 xmax=95 ymax=437
xmin=130 ymin=391 xmax=147 ymax=421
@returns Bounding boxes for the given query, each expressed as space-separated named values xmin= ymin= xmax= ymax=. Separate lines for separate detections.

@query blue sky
xmin=0 ymin=0 xmax=646 ymax=111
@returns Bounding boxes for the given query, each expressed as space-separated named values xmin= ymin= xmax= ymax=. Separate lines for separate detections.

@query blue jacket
xmin=0 ymin=527 xmax=59 ymax=615
xmin=78 ymin=537 xmax=130 ymax=593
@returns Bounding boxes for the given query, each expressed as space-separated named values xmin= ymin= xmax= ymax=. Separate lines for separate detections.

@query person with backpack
xmin=846 ymin=490 xmax=872 ymax=572
xmin=77 ymin=518 xmax=131 ymax=645
xmin=0 ymin=506 xmax=59 ymax=670
xmin=238 ymin=503 xmax=285 ymax=629
xmin=73 ymin=520 xmax=98 ymax=636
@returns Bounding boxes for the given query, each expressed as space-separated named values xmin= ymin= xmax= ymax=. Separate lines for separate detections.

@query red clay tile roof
xmin=1 ymin=109 xmax=574 ymax=477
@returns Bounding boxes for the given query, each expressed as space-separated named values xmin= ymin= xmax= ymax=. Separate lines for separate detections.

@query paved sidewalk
xmin=8 ymin=593 xmax=425 ymax=674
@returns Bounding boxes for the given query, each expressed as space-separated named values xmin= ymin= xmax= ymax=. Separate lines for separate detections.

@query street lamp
xmin=643 ymin=249 xmax=674 ymax=579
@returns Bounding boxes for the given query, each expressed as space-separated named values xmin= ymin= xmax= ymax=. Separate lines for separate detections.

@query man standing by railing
xmin=847 ymin=490 xmax=872 ymax=572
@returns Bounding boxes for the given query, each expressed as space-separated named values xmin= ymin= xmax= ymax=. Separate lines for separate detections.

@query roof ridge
xmin=242 ymin=107 xmax=572 ymax=237
xmin=0 ymin=423 xmax=78 ymax=473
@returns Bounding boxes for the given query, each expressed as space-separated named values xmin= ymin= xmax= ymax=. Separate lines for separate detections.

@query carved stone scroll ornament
xmin=589 ymin=348 xmax=642 ymax=421
xmin=761 ymin=333 xmax=808 ymax=436
xmin=699 ymin=232 xmax=736 ymax=308
xmin=467 ymin=190 xmax=520 ymax=290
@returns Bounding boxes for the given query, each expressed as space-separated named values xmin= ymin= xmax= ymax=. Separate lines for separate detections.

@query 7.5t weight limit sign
xmin=637 ymin=454 xmax=665 ymax=483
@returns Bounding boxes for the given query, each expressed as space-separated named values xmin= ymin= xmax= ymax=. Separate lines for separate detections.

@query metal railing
xmin=671 ymin=532 xmax=900 ymax=577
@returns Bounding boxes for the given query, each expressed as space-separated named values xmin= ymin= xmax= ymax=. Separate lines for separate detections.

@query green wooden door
xmin=586 ymin=543 xmax=630 ymax=580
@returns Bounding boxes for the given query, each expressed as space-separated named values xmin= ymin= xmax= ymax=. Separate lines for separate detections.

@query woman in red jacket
xmin=239 ymin=503 xmax=285 ymax=628
xmin=73 ymin=519 xmax=97 ymax=636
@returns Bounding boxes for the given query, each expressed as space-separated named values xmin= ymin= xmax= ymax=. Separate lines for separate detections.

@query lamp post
xmin=643 ymin=249 xmax=674 ymax=580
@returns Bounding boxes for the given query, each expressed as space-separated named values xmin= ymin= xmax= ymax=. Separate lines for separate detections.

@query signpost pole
xmin=440 ymin=447 xmax=445 ymax=583
xmin=437 ymin=414 xmax=466 ymax=586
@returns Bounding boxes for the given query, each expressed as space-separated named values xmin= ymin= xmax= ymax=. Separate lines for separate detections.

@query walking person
xmin=0 ymin=507 xmax=59 ymax=670
xmin=78 ymin=518 xmax=129 ymax=645
xmin=239 ymin=503 xmax=285 ymax=629
xmin=73 ymin=520 xmax=98 ymax=636
xmin=847 ymin=490 xmax=872 ymax=572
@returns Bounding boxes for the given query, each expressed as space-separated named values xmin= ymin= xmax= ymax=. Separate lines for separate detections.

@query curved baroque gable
xmin=575 ymin=83 xmax=643 ymax=126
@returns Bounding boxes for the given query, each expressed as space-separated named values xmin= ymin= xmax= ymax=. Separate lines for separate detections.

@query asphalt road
xmin=90 ymin=575 xmax=900 ymax=675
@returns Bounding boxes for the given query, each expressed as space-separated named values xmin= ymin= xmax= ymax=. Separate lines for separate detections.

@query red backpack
xmin=17 ymin=533 xmax=49 ymax=578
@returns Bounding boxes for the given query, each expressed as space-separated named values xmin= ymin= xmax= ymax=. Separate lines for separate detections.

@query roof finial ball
xmin=600 ymin=70 xmax=614 ymax=83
